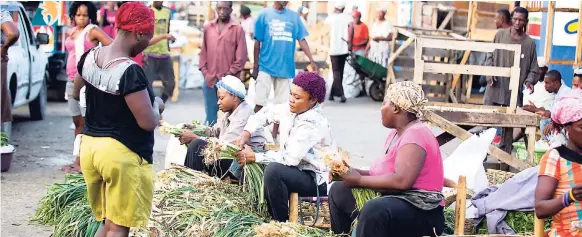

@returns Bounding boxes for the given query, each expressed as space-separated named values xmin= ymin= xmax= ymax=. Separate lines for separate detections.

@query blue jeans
xmin=540 ymin=118 xmax=551 ymax=141
xmin=202 ymin=82 xmax=218 ymax=125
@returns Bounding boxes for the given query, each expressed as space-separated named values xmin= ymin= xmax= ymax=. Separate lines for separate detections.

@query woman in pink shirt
xmin=329 ymin=81 xmax=445 ymax=237
xmin=63 ymin=1 xmax=112 ymax=173
xmin=98 ymin=2 xmax=117 ymax=38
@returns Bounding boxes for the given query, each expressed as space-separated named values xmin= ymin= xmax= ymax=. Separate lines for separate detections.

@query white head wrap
xmin=216 ymin=75 xmax=246 ymax=100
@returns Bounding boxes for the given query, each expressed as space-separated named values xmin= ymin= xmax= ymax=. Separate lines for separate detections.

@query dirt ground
xmin=1 ymin=89 xmax=433 ymax=236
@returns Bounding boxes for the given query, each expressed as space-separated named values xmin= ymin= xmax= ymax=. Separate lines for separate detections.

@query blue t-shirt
xmin=254 ymin=8 xmax=308 ymax=79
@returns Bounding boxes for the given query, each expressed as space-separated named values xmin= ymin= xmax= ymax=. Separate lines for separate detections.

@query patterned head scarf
xmin=551 ymin=89 xmax=582 ymax=125
xmin=385 ymin=81 xmax=428 ymax=118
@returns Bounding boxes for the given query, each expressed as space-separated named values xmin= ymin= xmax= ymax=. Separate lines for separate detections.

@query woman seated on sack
xmin=178 ymin=75 xmax=266 ymax=178
xmin=535 ymin=89 xmax=582 ymax=237
xmin=328 ymin=81 xmax=445 ymax=237
xmin=235 ymin=72 xmax=336 ymax=222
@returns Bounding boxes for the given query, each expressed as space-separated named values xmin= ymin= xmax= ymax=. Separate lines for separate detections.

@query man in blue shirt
xmin=252 ymin=1 xmax=318 ymax=139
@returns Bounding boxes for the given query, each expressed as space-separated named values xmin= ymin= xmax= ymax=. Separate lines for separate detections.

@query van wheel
xmin=29 ymin=76 xmax=47 ymax=121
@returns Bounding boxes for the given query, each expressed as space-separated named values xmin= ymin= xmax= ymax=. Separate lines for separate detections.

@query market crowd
xmin=2 ymin=1 xmax=582 ymax=237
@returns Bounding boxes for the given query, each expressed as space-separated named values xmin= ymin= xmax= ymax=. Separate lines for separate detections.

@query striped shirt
xmin=539 ymin=149 xmax=582 ymax=237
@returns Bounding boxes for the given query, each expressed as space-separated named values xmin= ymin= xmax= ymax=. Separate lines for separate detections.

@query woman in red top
xmin=349 ymin=11 xmax=369 ymax=96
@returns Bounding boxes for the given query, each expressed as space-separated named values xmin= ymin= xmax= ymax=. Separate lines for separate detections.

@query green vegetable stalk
xmin=0 ymin=132 xmax=8 ymax=147
xmin=352 ymin=188 xmax=380 ymax=211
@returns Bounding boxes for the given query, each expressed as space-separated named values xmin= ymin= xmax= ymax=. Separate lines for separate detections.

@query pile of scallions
xmin=131 ymin=165 xmax=340 ymax=237
xmin=31 ymin=174 xmax=101 ymax=237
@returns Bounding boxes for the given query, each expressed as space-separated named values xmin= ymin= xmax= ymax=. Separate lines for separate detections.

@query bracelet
xmin=563 ymin=193 xmax=570 ymax=208
xmin=570 ymin=189 xmax=578 ymax=202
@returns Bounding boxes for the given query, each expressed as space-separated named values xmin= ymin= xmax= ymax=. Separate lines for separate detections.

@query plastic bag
xmin=164 ymin=134 xmax=188 ymax=169
xmin=73 ymin=134 xmax=82 ymax=156
xmin=444 ymin=128 xmax=496 ymax=195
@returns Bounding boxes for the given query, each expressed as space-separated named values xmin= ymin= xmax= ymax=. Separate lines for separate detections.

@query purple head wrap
xmin=292 ymin=72 xmax=326 ymax=103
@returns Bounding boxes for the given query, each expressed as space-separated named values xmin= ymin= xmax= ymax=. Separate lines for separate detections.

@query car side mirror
xmin=36 ymin=33 xmax=49 ymax=45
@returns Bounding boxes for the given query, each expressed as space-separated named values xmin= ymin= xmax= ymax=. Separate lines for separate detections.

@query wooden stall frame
xmin=529 ymin=1 xmax=582 ymax=68
xmin=387 ymin=27 xmax=467 ymax=99
xmin=576 ymin=1 xmax=582 ymax=67
xmin=544 ymin=1 xmax=555 ymax=66
xmin=414 ymin=38 xmax=522 ymax=114
xmin=464 ymin=1 xmax=515 ymax=42
xmin=424 ymin=109 xmax=533 ymax=171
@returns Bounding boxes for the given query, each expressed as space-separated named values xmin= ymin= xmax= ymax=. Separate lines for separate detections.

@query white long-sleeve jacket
xmin=243 ymin=104 xmax=337 ymax=185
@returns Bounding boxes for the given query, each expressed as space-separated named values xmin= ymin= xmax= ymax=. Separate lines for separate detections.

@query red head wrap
xmin=115 ymin=2 xmax=155 ymax=35
xmin=353 ymin=10 xmax=362 ymax=18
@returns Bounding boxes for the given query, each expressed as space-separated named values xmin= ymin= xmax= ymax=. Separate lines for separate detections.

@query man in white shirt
xmin=523 ymin=58 xmax=552 ymax=108
xmin=325 ymin=2 xmax=352 ymax=103
xmin=523 ymin=70 xmax=571 ymax=140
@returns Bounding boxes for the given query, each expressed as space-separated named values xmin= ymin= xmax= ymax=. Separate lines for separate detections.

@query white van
xmin=3 ymin=2 xmax=49 ymax=121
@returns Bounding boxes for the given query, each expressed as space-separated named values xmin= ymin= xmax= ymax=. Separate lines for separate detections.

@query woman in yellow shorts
xmin=535 ymin=89 xmax=582 ymax=237
xmin=72 ymin=2 xmax=163 ymax=236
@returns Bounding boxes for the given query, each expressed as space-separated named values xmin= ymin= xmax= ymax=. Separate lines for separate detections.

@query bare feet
xmin=61 ymin=156 xmax=82 ymax=174
xmin=61 ymin=164 xmax=82 ymax=174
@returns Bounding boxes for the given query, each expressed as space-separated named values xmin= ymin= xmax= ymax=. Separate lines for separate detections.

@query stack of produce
xmin=254 ymin=221 xmax=338 ymax=237
xmin=33 ymin=169 xmax=338 ymax=237
xmin=31 ymin=174 xmax=101 ymax=237
xmin=132 ymin=165 xmax=338 ymax=237
xmin=322 ymin=147 xmax=379 ymax=211
xmin=202 ymin=138 xmax=268 ymax=215
xmin=159 ymin=120 xmax=209 ymax=136
xmin=474 ymin=212 xmax=552 ymax=235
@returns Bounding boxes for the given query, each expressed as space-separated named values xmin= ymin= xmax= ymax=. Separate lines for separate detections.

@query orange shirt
xmin=539 ymin=148 xmax=582 ymax=237
xmin=351 ymin=23 xmax=369 ymax=51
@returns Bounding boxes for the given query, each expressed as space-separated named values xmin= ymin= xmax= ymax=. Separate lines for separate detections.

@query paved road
xmin=1 ymin=88 xmax=460 ymax=236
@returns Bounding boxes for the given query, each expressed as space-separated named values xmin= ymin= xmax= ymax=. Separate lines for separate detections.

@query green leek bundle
xmin=31 ymin=174 xmax=101 ymax=237
xmin=160 ymin=120 xmax=209 ymax=137
xmin=202 ymin=138 xmax=268 ymax=216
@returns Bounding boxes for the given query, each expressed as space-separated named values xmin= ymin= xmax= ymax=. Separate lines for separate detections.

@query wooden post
xmin=469 ymin=2 xmax=478 ymax=40
xmin=526 ymin=126 xmax=537 ymax=165
xmin=438 ymin=9 xmax=455 ymax=30
xmin=466 ymin=75 xmax=473 ymax=101
xmin=534 ymin=214 xmax=545 ymax=237
xmin=387 ymin=27 xmax=399 ymax=84
xmin=576 ymin=2 xmax=582 ymax=67
xmin=450 ymin=50 xmax=471 ymax=103
xmin=466 ymin=1 xmax=474 ymax=39
xmin=413 ymin=38 xmax=424 ymax=84
xmin=508 ymin=42 xmax=522 ymax=114
xmin=544 ymin=1 xmax=555 ymax=64
xmin=454 ymin=176 xmax=467 ymax=235
xmin=289 ymin=193 xmax=299 ymax=223
xmin=387 ymin=36 xmax=416 ymax=66
xmin=432 ymin=7 xmax=438 ymax=29
xmin=411 ymin=2 xmax=418 ymax=27
xmin=171 ymin=52 xmax=180 ymax=102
